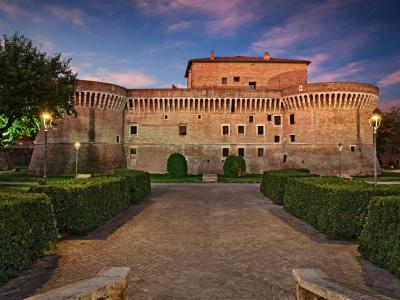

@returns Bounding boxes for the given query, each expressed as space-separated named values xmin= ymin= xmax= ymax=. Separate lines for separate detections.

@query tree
xmin=0 ymin=32 xmax=76 ymax=149
xmin=223 ymin=155 xmax=246 ymax=178
xmin=167 ymin=153 xmax=188 ymax=177
xmin=376 ymin=106 xmax=400 ymax=165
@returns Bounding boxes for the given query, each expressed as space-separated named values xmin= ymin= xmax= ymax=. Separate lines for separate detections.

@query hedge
xmin=0 ymin=192 xmax=57 ymax=283
xmin=359 ymin=195 xmax=400 ymax=277
xmin=114 ymin=169 xmax=151 ymax=203
xmin=260 ymin=168 xmax=311 ymax=204
xmin=283 ymin=177 xmax=400 ymax=239
xmin=223 ymin=155 xmax=246 ymax=178
xmin=30 ymin=177 xmax=130 ymax=235
xmin=167 ymin=153 xmax=188 ymax=177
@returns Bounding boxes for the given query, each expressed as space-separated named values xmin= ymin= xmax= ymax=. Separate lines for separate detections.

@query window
xmin=350 ymin=145 xmax=356 ymax=152
xmin=257 ymin=148 xmax=264 ymax=157
xmin=222 ymin=148 xmax=229 ymax=157
xmin=274 ymin=135 xmax=281 ymax=143
xmin=267 ymin=115 xmax=272 ymax=122
xmin=222 ymin=125 xmax=229 ymax=135
xmin=129 ymin=147 xmax=137 ymax=157
xmin=197 ymin=114 xmax=202 ymax=120
xmin=234 ymin=76 xmax=240 ymax=82
xmin=222 ymin=77 xmax=227 ymax=85
xmin=116 ymin=135 xmax=120 ymax=143
xmin=130 ymin=125 xmax=138 ymax=135
xmin=231 ymin=101 xmax=235 ymax=113
xmin=179 ymin=124 xmax=187 ymax=136
xmin=237 ymin=125 xmax=245 ymax=135
xmin=238 ymin=148 xmax=245 ymax=157
xmin=290 ymin=114 xmax=295 ymax=125
xmin=249 ymin=81 xmax=256 ymax=90
xmin=274 ymin=115 xmax=282 ymax=126
xmin=257 ymin=125 xmax=264 ymax=135
xmin=290 ymin=134 xmax=296 ymax=142
xmin=164 ymin=114 xmax=168 ymax=120
xmin=283 ymin=154 xmax=287 ymax=163
xmin=249 ymin=115 xmax=254 ymax=123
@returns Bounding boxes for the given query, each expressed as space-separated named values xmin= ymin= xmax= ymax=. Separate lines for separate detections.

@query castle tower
xmin=29 ymin=80 xmax=127 ymax=175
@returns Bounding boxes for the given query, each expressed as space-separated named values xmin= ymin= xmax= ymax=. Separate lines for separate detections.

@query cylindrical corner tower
xmin=280 ymin=82 xmax=379 ymax=176
xmin=29 ymin=80 xmax=127 ymax=175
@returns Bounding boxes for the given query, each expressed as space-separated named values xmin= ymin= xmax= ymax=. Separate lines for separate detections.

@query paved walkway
xmin=1 ymin=184 xmax=400 ymax=299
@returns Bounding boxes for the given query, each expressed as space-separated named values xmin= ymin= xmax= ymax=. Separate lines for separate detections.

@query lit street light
xmin=74 ymin=142 xmax=81 ymax=177
xmin=40 ymin=112 xmax=52 ymax=184
xmin=337 ymin=142 xmax=343 ymax=178
xmin=369 ymin=113 xmax=381 ymax=186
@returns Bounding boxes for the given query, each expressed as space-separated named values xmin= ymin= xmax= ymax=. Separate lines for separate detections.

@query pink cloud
xmin=47 ymin=6 xmax=86 ymax=27
xmin=81 ymin=68 xmax=155 ymax=88
xmin=167 ymin=21 xmax=192 ymax=32
xmin=0 ymin=0 xmax=23 ymax=17
xmin=378 ymin=70 xmax=400 ymax=87
xmin=379 ymin=99 xmax=400 ymax=112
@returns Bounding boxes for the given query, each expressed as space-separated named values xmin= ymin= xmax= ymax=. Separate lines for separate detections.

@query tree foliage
xmin=0 ymin=32 xmax=76 ymax=148
xmin=223 ymin=155 xmax=246 ymax=178
xmin=167 ymin=153 xmax=188 ymax=177
xmin=376 ymin=107 xmax=400 ymax=160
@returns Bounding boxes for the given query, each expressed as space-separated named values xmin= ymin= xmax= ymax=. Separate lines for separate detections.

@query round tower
xmin=280 ymin=82 xmax=379 ymax=176
xmin=29 ymin=80 xmax=127 ymax=175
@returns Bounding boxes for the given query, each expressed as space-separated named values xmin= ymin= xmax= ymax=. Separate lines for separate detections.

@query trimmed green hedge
xmin=359 ymin=196 xmax=400 ymax=277
xmin=260 ymin=168 xmax=311 ymax=204
xmin=223 ymin=155 xmax=246 ymax=178
xmin=167 ymin=153 xmax=188 ymax=178
xmin=114 ymin=169 xmax=151 ymax=203
xmin=30 ymin=177 xmax=130 ymax=235
xmin=0 ymin=192 xmax=57 ymax=283
xmin=284 ymin=177 xmax=400 ymax=239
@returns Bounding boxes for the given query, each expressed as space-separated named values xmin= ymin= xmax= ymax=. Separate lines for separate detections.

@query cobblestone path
xmin=1 ymin=184 xmax=400 ymax=299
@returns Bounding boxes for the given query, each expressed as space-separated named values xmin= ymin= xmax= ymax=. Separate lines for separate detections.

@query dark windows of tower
xmin=249 ymin=82 xmax=256 ymax=90
xmin=290 ymin=114 xmax=295 ymax=125
xmin=179 ymin=124 xmax=187 ymax=135
xmin=222 ymin=77 xmax=227 ymax=85
xmin=238 ymin=147 xmax=245 ymax=157
xmin=222 ymin=148 xmax=229 ymax=157
xmin=274 ymin=115 xmax=281 ymax=126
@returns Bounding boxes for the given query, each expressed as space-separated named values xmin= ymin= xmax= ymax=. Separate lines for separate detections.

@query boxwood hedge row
xmin=260 ymin=168 xmax=311 ymax=204
xmin=359 ymin=195 xmax=400 ymax=277
xmin=114 ymin=169 xmax=151 ymax=204
xmin=283 ymin=177 xmax=400 ymax=239
xmin=0 ymin=192 xmax=57 ymax=283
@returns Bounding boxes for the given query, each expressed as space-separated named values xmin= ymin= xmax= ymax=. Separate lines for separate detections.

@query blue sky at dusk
xmin=1 ymin=0 xmax=399 ymax=110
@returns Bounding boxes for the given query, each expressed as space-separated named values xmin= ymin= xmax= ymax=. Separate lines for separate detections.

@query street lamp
xmin=337 ymin=142 xmax=343 ymax=178
xmin=74 ymin=142 xmax=81 ymax=177
xmin=369 ymin=113 xmax=381 ymax=186
xmin=40 ymin=112 xmax=52 ymax=184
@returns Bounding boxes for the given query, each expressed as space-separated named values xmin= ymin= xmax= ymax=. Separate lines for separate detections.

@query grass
xmin=354 ymin=170 xmax=400 ymax=182
xmin=218 ymin=173 xmax=262 ymax=183
xmin=0 ymin=184 xmax=32 ymax=192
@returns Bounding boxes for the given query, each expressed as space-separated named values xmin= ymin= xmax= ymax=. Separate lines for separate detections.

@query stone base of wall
xmin=26 ymin=267 xmax=130 ymax=300
xmin=29 ymin=143 xmax=126 ymax=175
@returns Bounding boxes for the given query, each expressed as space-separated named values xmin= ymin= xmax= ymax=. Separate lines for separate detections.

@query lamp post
xmin=337 ymin=142 xmax=343 ymax=178
xmin=40 ymin=112 xmax=52 ymax=184
xmin=74 ymin=142 xmax=80 ymax=177
xmin=369 ymin=113 xmax=381 ymax=186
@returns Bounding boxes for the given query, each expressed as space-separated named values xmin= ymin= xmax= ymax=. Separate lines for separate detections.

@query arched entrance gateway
xmin=29 ymin=51 xmax=379 ymax=176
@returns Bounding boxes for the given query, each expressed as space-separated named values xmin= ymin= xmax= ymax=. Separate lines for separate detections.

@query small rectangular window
xmin=257 ymin=125 xmax=264 ymax=135
xmin=249 ymin=115 xmax=254 ymax=123
xmin=116 ymin=135 xmax=120 ymax=143
xmin=274 ymin=115 xmax=281 ymax=126
xmin=238 ymin=148 xmax=245 ymax=157
xmin=179 ymin=124 xmax=187 ymax=135
xmin=249 ymin=82 xmax=256 ymax=90
xmin=222 ymin=148 xmax=229 ymax=157
xmin=290 ymin=134 xmax=296 ymax=142
xmin=267 ymin=115 xmax=272 ymax=122
xmin=129 ymin=147 xmax=137 ymax=157
xmin=283 ymin=154 xmax=287 ymax=163
xmin=274 ymin=135 xmax=280 ymax=143
xmin=257 ymin=148 xmax=264 ymax=157
xmin=164 ymin=114 xmax=168 ymax=120
xmin=234 ymin=76 xmax=240 ymax=82
xmin=350 ymin=145 xmax=356 ymax=152
xmin=222 ymin=77 xmax=227 ymax=85
xmin=238 ymin=125 xmax=245 ymax=135
xmin=222 ymin=125 xmax=229 ymax=135
xmin=130 ymin=125 xmax=138 ymax=135
xmin=290 ymin=114 xmax=295 ymax=125
xmin=197 ymin=114 xmax=202 ymax=119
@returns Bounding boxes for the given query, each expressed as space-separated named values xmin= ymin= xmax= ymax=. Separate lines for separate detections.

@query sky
xmin=1 ymin=0 xmax=399 ymax=111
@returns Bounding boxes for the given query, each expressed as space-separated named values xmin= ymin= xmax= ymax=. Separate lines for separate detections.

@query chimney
xmin=210 ymin=50 xmax=215 ymax=60
xmin=263 ymin=52 xmax=270 ymax=60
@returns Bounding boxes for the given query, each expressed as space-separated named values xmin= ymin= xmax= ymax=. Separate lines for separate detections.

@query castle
xmin=29 ymin=51 xmax=379 ymax=176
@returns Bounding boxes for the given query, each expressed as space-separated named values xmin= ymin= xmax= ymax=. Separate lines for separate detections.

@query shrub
xmin=359 ymin=196 xmax=400 ymax=277
xmin=167 ymin=153 xmax=188 ymax=177
xmin=223 ymin=155 xmax=246 ymax=178
xmin=0 ymin=192 xmax=57 ymax=283
xmin=114 ymin=169 xmax=151 ymax=203
xmin=30 ymin=177 xmax=130 ymax=235
xmin=284 ymin=177 xmax=400 ymax=239
xmin=260 ymin=168 xmax=311 ymax=204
